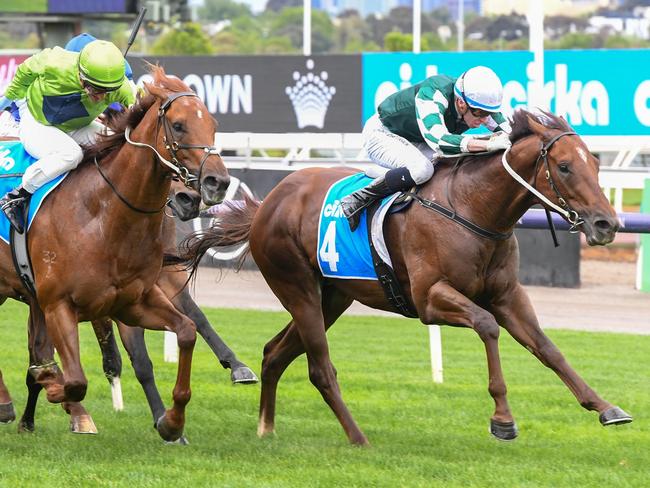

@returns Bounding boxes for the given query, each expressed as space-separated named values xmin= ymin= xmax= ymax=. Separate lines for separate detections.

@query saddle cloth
xmin=317 ymin=173 xmax=400 ymax=280
xmin=0 ymin=140 xmax=68 ymax=244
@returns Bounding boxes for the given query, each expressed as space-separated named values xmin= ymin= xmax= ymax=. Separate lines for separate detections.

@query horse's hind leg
xmin=171 ymin=285 xmax=258 ymax=385
xmin=419 ymin=281 xmax=516 ymax=440
xmin=491 ymin=284 xmax=632 ymax=426
xmin=258 ymin=279 xmax=362 ymax=444
xmin=0 ymin=369 xmax=16 ymax=424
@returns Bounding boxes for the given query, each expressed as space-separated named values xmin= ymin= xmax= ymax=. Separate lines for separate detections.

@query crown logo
xmin=285 ymin=59 xmax=336 ymax=129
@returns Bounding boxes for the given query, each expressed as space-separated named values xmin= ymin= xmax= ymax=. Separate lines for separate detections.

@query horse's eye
xmin=558 ymin=163 xmax=570 ymax=174
xmin=172 ymin=122 xmax=184 ymax=132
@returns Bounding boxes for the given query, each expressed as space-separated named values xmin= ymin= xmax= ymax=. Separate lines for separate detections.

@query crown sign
xmin=285 ymin=59 xmax=336 ymax=129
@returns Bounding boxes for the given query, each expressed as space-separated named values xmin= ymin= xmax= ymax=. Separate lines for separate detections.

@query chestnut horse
xmin=0 ymin=66 xmax=230 ymax=441
xmin=181 ymin=110 xmax=632 ymax=445
xmin=5 ymin=185 xmax=256 ymax=436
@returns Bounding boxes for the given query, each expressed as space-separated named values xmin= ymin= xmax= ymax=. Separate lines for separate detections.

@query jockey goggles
xmin=82 ymin=79 xmax=120 ymax=95
xmin=467 ymin=106 xmax=492 ymax=119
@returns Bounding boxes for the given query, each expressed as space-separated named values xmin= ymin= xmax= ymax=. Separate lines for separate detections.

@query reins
xmin=97 ymin=91 xmax=221 ymax=214
xmin=406 ymin=130 xmax=585 ymax=241
xmin=501 ymin=131 xmax=584 ymax=232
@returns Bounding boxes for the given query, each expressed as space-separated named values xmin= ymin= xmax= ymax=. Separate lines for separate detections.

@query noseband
xmin=501 ymin=131 xmax=584 ymax=232
xmin=125 ymin=91 xmax=221 ymax=190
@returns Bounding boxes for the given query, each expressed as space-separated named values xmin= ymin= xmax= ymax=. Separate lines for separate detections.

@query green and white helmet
xmin=454 ymin=66 xmax=504 ymax=112
xmin=78 ymin=40 xmax=125 ymax=90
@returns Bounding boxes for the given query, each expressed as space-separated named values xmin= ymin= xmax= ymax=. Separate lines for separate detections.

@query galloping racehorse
xmin=180 ymin=110 xmax=632 ymax=445
xmin=6 ymin=184 xmax=256 ymax=436
xmin=0 ymin=66 xmax=230 ymax=442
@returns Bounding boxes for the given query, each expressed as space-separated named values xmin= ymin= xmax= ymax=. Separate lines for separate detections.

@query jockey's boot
xmin=0 ymin=186 xmax=31 ymax=234
xmin=341 ymin=167 xmax=415 ymax=232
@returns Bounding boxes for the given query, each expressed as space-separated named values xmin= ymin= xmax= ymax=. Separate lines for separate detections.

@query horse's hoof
xmin=70 ymin=414 xmax=98 ymax=434
xmin=599 ymin=406 xmax=633 ymax=426
xmin=0 ymin=402 xmax=16 ymax=424
xmin=231 ymin=366 xmax=259 ymax=385
xmin=489 ymin=419 xmax=518 ymax=441
xmin=17 ymin=419 xmax=34 ymax=433
xmin=164 ymin=434 xmax=190 ymax=446
xmin=156 ymin=414 xmax=184 ymax=442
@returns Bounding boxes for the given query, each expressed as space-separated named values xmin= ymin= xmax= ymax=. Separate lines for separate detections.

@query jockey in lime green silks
xmin=0 ymin=40 xmax=135 ymax=233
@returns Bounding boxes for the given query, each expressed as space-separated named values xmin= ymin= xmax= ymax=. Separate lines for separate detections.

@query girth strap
xmin=366 ymin=202 xmax=418 ymax=319
xmin=405 ymin=191 xmax=512 ymax=241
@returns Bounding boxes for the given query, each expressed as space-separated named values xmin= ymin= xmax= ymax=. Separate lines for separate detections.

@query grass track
xmin=0 ymin=301 xmax=648 ymax=487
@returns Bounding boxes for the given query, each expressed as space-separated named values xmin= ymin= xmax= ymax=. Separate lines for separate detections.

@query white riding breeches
xmin=362 ymin=113 xmax=435 ymax=185
xmin=17 ymin=99 xmax=104 ymax=193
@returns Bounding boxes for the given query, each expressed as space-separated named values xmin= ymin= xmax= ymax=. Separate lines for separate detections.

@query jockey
xmin=65 ymin=32 xmax=136 ymax=113
xmin=0 ymin=40 xmax=135 ymax=233
xmin=341 ymin=65 xmax=512 ymax=231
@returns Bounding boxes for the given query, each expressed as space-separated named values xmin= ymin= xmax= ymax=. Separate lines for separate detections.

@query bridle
xmin=98 ymin=91 xmax=221 ymax=214
xmin=501 ymin=131 xmax=585 ymax=233
xmin=124 ymin=91 xmax=221 ymax=189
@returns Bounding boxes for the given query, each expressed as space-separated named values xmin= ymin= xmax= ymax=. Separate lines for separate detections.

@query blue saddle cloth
xmin=0 ymin=141 xmax=68 ymax=244
xmin=317 ymin=173 xmax=393 ymax=280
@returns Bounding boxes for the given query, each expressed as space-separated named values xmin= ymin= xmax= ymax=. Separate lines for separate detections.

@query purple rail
xmin=517 ymin=209 xmax=650 ymax=233
xmin=202 ymin=202 xmax=650 ymax=234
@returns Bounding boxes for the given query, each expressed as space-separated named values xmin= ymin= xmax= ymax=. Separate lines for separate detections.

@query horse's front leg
xmin=91 ymin=318 xmax=124 ymax=411
xmin=115 ymin=285 xmax=196 ymax=443
xmin=418 ymin=281 xmax=517 ymax=440
xmin=114 ymin=322 xmax=166 ymax=425
xmin=0 ymin=369 xmax=16 ymax=424
xmin=490 ymin=284 xmax=632 ymax=426
xmin=41 ymin=302 xmax=86 ymax=402
xmin=172 ymin=285 xmax=258 ymax=385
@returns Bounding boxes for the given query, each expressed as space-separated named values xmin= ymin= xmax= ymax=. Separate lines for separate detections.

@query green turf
xmin=0 ymin=302 xmax=647 ymax=487
xmin=1 ymin=1 xmax=47 ymax=13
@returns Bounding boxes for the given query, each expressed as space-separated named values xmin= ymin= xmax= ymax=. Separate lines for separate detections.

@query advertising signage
xmin=0 ymin=0 xmax=137 ymax=14
xmin=362 ymin=50 xmax=650 ymax=136
xmin=130 ymin=54 xmax=363 ymax=133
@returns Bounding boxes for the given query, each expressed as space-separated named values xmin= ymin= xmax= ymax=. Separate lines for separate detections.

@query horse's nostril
xmin=203 ymin=175 xmax=230 ymax=192
xmin=595 ymin=219 xmax=615 ymax=232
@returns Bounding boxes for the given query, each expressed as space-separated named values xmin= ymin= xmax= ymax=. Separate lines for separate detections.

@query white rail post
xmin=428 ymin=325 xmax=443 ymax=383
xmin=164 ymin=331 xmax=178 ymax=363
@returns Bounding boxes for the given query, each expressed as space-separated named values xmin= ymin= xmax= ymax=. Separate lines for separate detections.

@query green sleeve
xmin=4 ymin=50 xmax=47 ymax=100
xmin=416 ymin=85 xmax=464 ymax=155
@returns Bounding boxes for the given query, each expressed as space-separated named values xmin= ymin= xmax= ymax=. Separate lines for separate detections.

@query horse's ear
xmin=526 ymin=114 xmax=548 ymax=138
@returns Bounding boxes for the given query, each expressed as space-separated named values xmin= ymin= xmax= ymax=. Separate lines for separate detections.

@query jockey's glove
xmin=0 ymin=96 xmax=12 ymax=111
xmin=486 ymin=132 xmax=512 ymax=152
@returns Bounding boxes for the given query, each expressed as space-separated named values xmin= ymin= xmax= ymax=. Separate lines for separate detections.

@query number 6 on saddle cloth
xmin=0 ymin=141 xmax=68 ymax=296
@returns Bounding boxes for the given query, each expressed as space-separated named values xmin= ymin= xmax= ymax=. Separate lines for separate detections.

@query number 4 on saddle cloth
xmin=0 ymin=141 xmax=68 ymax=243
xmin=317 ymin=173 xmax=417 ymax=317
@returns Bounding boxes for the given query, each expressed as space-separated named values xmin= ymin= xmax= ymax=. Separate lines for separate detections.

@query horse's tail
xmin=172 ymin=194 xmax=261 ymax=278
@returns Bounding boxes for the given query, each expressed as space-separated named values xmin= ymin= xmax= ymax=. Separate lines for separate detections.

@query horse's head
xmin=511 ymin=110 xmax=619 ymax=246
xmin=135 ymin=66 xmax=230 ymax=206
xmin=168 ymin=179 xmax=201 ymax=221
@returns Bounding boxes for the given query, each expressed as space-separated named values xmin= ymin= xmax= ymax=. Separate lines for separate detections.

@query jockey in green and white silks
xmin=0 ymin=40 xmax=135 ymax=233
xmin=341 ymin=66 xmax=513 ymax=231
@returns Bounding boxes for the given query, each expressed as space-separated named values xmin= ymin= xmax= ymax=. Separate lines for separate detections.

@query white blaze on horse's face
xmin=197 ymin=110 xmax=203 ymax=119
xmin=576 ymin=147 xmax=589 ymax=165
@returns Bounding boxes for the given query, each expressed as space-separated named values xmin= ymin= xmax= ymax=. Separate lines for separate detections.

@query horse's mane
xmin=438 ymin=109 xmax=573 ymax=167
xmin=82 ymin=65 xmax=192 ymax=163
